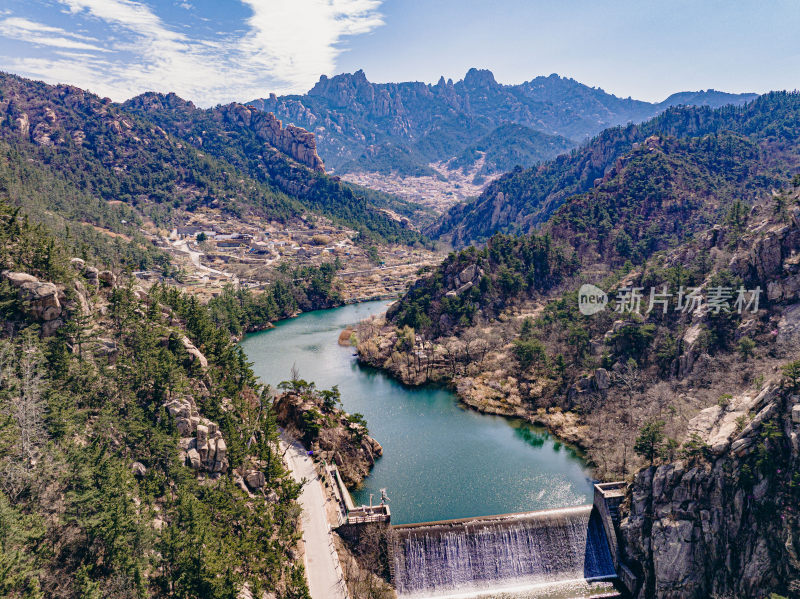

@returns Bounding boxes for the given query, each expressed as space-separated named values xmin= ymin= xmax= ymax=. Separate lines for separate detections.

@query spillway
xmin=390 ymin=505 xmax=616 ymax=598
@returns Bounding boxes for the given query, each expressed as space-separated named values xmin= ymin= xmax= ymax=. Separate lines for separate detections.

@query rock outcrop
xmin=164 ymin=396 xmax=228 ymax=475
xmin=444 ymin=263 xmax=484 ymax=298
xmin=621 ymin=385 xmax=800 ymax=598
xmin=273 ymin=391 xmax=382 ymax=486
xmin=220 ymin=104 xmax=324 ymax=172
xmin=2 ymin=270 xmax=65 ymax=335
xmin=180 ymin=336 xmax=208 ymax=370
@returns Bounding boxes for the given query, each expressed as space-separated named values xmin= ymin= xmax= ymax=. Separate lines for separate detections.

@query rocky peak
xmin=462 ymin=68 xmax=498 ymax=89
xmin=126 ymin=91 xmax=197 ymax=113
xmin=308 ymin=70 xmax=375 ymax=107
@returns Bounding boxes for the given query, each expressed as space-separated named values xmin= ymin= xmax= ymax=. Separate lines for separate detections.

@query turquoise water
xmin=240 ymin=301 xmax=594 ymax=525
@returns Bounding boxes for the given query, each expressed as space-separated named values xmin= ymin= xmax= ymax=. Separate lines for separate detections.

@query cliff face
xmin=123 ymin=91 xmax=324 ymax=171
xmin=621 ymin=385 xmax=800 ymax=598
xmin=220 ymin=103 xmax=324 ymax=171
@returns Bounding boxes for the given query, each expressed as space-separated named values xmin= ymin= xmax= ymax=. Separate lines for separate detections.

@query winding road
xmin=172 ymin=240 xmax=231 ymax=276
xmin=282 ymin=433 xmax=349 ymax=599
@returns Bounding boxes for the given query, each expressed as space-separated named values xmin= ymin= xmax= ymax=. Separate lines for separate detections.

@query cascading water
xmin=390 ymin=505 xmax=616 ymax=598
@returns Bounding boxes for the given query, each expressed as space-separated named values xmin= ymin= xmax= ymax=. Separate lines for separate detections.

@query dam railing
xmin=345 ymin=512 xmax=391 ymax=525
xmin=325 ymin=462 xmax=391 ymax=525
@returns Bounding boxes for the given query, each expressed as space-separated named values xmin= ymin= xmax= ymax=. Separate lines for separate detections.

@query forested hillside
xmin=447 ymin=123 xmax=573 ymax=178
xmin=122 ymin=92 xmax=425 ymax=243
xmin=0 ymin=193 xmax=312 ymax=598
xmin=435 ymin=91 xmax=800 ymax=246
xmin=388 ymin=123 xmax=800 ymax=339
xmin=0 ymin=72 xmax=422 ymax=245
xmin=0 ymin=139 xmax=170 ymax=271
xmin=388 ymin=234 xmax=578 ymax=336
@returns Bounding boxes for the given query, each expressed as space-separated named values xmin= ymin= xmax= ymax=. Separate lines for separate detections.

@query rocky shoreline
xmin=273 ymin=387 xmax=383 ymax=488
xmin=353 ymin=316 xmax=595 ymax=456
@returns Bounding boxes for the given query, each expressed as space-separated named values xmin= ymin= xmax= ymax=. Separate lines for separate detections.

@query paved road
xmin=282 ymin=433 xmax=349 ymax=599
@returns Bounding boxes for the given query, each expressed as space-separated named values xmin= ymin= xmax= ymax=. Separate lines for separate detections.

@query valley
xmin=341 ymin=159 xmax=499 ymax=213
xmin=139 ymin=205 xmax=442 ymax=305
xmin=0 ymin=25 xmax=799 ymax=599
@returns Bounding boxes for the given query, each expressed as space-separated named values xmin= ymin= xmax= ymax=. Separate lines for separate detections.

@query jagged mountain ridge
xmin=248 ymin=68 xmax=756 ymax=178
xmin=435 ymin=91 xmax=800 ymax=246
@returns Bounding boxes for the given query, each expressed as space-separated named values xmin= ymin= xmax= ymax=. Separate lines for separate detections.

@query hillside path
xmin=171 ymin=239 xmax=236 ymax=279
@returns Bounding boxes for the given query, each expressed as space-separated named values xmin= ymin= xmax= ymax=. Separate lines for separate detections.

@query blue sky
xmin=0 ymin=0 xmax=798 ymax=106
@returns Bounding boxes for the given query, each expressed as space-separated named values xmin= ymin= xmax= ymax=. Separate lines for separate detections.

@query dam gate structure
xmin=337 ymin=479 xmax=639 ymax=598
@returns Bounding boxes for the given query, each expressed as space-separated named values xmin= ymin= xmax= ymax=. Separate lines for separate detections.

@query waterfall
xmin=390 ymin=505 xmax=616 ymax=598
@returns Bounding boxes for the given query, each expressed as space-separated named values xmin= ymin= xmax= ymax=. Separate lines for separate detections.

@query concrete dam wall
xmin=389 ymin=505 xmax=616 ymax=598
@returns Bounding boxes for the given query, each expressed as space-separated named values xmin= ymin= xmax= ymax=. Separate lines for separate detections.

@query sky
xmin=0 ymin=0 xmax=798 ymax=106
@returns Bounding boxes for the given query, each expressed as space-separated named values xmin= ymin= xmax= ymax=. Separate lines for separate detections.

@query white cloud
xmin=0 ymin=0 xmax=385 ymax=105
xmin=240 ymin=0 xmax=384 ymax=90
xmin=0 ymin=16 xmax=109 ymax=51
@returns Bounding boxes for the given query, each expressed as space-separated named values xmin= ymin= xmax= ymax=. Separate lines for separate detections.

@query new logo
xmin=578 ymin=284 xmax=608 ymax=315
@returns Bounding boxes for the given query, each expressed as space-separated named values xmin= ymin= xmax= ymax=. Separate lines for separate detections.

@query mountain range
xmin=249 ymin=68 xmax=757 ymax=180
xmin=1 ymin=61 xmax=800 ymax=599
xmin=433 ymin=91 xmax=800 ymax=246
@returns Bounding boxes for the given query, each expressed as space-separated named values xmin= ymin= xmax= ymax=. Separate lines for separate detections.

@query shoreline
xmin=235 ymin=295 xmax=396 ymax=343
xmin=352 ymin=326 xmax=597 ymax=466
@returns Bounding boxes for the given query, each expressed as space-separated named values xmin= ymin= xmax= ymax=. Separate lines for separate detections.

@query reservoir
xmin=241 ymin=300 xmax=595 ymax=525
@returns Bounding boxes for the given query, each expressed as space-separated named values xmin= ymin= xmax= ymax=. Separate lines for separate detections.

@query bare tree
xmin=12 ymin=338 xmax=47 ymax=468
xmin=289 ymin=362 xmax=301 ymax=383
xmin=280 ymin=428 xmax=300 ymax=458
xmin=356 ymin=316 xmax=380 ymax=342
xmin=0 ymin=340 xmax=12 ymax=388
xmin=358 ymin=338 xmax=381 ymax=363
xmin=0 ymin=336 xmax=48 ymax=500
xmin=614 ymin=358 xmax=642 ymax=414
xmin=461 ymin=329 xmax=480 ymax=372
xmin=442 ymin=339 xmax=462 ymax=377
xmin=473 ymin=338 xmax=490 ymax=367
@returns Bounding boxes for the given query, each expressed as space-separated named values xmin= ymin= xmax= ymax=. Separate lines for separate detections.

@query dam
xmin=329 ymin=475 xmax=633 ymax=598
xmin=390 ymin=505 xmax=616 ymax=598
